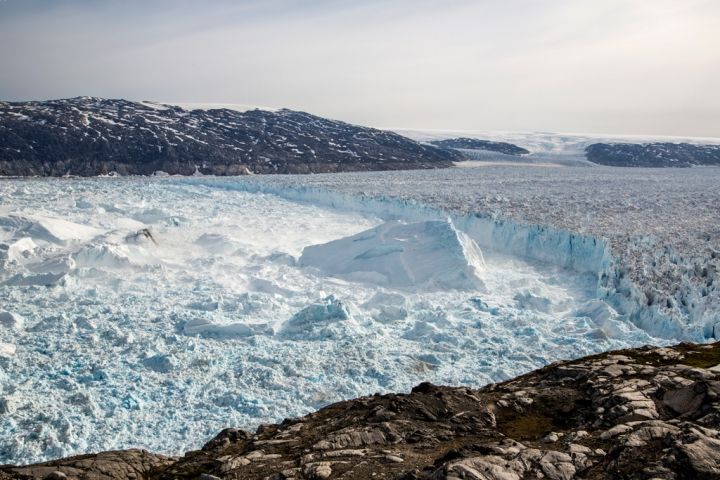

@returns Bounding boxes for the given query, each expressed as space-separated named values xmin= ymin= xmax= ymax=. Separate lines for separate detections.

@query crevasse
xmin=175 ymin=177 xmax=709 ymax=341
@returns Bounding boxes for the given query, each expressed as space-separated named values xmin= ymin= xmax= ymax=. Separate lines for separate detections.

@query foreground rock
xmin=0 ymin=98 xmax=460 ymax=176
xmin=4 ymin=342 xmax=720 ymax=479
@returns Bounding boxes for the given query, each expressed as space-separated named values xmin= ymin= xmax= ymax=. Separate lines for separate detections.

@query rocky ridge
xmin=585 ymin=143 xmax=720 ymax=168
xmin=0 ymin=98 xmax=460 ymax=176
xmin=429 ymin=138 xmax=530 ymax=157
xmin=3 ymin=342 xmax=720 ymax=479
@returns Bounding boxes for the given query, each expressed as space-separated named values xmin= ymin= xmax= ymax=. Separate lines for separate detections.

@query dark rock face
xmin=0 ymin=449 xmax=174 ymax=479
xmin=4 ymin=342 xmax=720 ymax=479
xmin=0 ymin=98 xmax=460 ymax=176
xmin=585 ymin=142 xmax=720 ymax=168
xmin=430 ymin=138 xmax=530 ymax=156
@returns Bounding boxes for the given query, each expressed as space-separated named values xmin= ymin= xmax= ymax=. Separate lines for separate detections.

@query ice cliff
xmin=181 ymin=177 xmax=718 ymax=341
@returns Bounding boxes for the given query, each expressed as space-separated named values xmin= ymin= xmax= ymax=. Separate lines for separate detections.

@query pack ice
xmin=300 ymin=220 xmax=486 ymax=291
xmin=0 ymin=178 xmax=660 ymax=465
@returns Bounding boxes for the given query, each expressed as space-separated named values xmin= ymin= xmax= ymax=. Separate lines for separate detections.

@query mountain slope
xmin=400 ymin=129 xmax=720 ymax=167
xmin=585 ymin=142 xmax=720 ymax=167
xmin=430 ymin=137 xmax=530 ymax=156
xmin=0 ymin=98 xmax=460 ymax=176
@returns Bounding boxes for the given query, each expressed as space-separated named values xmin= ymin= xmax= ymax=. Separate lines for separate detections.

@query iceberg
xmin=0 ymin=214 xmax=101 ymax=244
xmin=299 ymin=220 xmax=486 ymax=291
xmin=280 ymin=295 xmax=357 ymax=340
xmin=183 ymin=318 xmax=273 ymax=338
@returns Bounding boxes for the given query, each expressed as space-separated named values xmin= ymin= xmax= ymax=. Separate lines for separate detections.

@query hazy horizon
xmin=1 ymin=0 xmax=719 ymax=137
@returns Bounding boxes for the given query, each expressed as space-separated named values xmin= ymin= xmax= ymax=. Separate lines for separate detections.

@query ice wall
xmin=176 ymin=178 xmax=710 ymax=341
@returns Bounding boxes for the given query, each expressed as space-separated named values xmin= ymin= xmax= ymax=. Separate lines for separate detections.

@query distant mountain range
xmin=402 ymin=129 xmax=720 ymax=168
xmin=431 ymin=138 xmax=720 ymax=167
xmin=585 ymin=142 xmax=720 ymax=167
xmin=0 ymin=97 xmax=460 ymax=176
xmin=1 ymin=98 xmax=719 ymax=175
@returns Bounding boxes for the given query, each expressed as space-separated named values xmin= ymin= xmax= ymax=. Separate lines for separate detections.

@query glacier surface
xmin=230 ymin=166 xmax=719 ymax=341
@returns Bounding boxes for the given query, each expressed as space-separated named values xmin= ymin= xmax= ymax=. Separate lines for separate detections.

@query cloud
xmin=1 ymin=0 xmax=718 ymax=136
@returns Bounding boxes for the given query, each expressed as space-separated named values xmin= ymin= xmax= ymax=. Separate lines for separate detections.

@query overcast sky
xmin=1 ymin=0 xmax=718 ymax=136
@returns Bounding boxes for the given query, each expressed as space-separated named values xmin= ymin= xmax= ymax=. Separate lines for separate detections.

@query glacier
xmin=0 ymin=176 xmax=681 ymax=464
xmin=186 ymin=174 xmax=716 ymax=341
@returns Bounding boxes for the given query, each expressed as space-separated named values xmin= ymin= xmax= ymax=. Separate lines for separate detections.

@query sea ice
xmin=0 ymin=177 xmax=660 ymax=465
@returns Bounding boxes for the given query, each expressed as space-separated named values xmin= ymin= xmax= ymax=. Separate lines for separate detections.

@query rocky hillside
xmin=430 ymin=138 xmax=530 ymax=156
xmin=0 ymin=98 xmax=460 ymax=176
xmin=3 ymin=342 xmax=720 ymax=479
xmin=585 ymin=143 xmax=720 ymax=167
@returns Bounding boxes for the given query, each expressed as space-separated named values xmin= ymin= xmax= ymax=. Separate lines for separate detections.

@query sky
xmin=0 ymin=0 xmax=719 ymax=137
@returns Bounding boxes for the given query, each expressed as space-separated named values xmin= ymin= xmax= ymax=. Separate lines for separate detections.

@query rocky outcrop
xmin=430 ymin=138 xmax=530 ymax=156
xmin=0 ymin=98 xmax=460 ymax=176
xmin=0 ymin=450 xmax=174 ymax=479
xmin=585 ymin=143 xmax=720 ymax=167
xmin=3 ymin=342 xmax=720 ymax=479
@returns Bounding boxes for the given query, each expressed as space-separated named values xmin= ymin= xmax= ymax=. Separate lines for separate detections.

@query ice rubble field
xmin=0 ymin=177 xmax=662 ymax=464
